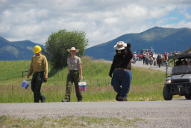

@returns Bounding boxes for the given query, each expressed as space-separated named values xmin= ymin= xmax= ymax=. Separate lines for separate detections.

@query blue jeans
xmin=111 ymin=69 xmax=132 ymax=97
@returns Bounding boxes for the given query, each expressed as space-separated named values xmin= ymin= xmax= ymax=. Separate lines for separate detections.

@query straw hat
xmin=67 ymin=47 xmax=79 ymax=52
xmin=114 ymin=41 xmax=127 ymax=50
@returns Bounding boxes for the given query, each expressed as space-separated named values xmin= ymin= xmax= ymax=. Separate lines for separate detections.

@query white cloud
xmin=164 ymin=21 xmax=191 ymax=28
xmin=104 ymin=17 xmax=118 ymax=24
xmin=179 ymin=9 xmax=191 ymax=20
xmin=0 ymin=23 xmax=10 ymax=33
xmin=0 ymin=0 xmax=7 ymax=4
xmin=2 ymin=10 xmax=11 ymax=17
xmin=122 ymin=5 xmax=148 ymax=18
xmin=184 ymin=12 xmax=191 ymax=19
xmin=0 ymin=0 xmax=191 ymax=47
xmin=149 ymin=7 xmax=174 ymax=18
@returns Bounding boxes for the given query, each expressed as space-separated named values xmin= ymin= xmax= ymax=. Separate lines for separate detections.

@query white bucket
xmin=78 ymin=81 xmax=87 ymax=91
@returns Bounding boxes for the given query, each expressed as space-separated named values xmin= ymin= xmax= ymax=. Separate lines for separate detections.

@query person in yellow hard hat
xmin=27 ymin=45 xmax=48 ymax=103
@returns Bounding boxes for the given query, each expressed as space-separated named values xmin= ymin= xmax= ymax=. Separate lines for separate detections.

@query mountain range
xmin=0 ymin=36 xmax=42 ymax=60
xmin=1 ymin=26 xmax=191 ymax=61
xmin=85 ymin=27 xmax=191 ymax=60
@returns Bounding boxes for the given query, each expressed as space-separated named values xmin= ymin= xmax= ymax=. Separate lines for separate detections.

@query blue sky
xmin=0 ymin=0 xmax=191 ymax=47
xmin=163 ymin=8 xmax=191 ymax=24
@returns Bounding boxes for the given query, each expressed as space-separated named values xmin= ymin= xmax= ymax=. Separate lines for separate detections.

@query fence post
xmin=11 ymin=84 xmax=13 ymax=102
xmin=22 ymin=70 xmax=28 ymax=78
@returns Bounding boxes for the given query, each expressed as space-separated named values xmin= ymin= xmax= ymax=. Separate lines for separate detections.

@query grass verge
xmin=0 ymin=57 xmax=165 ymax=102
xmin=0 ymin=115 xmax=145 ymax=128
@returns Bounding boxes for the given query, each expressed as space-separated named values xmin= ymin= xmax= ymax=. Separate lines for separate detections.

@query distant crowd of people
xmin=133 ymin=50 xmax=181 ymax=68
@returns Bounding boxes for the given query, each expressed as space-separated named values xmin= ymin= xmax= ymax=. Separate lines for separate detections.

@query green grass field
xmin=0 ymin=57 xmax=165 ymax=102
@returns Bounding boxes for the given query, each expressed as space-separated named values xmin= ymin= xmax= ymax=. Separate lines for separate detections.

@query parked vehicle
xmin=163 ymin=53 xmax=191 ymax=100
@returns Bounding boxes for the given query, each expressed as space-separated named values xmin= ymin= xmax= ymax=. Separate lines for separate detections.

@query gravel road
xmin=0 ymin=101 xmax=191 ymax=128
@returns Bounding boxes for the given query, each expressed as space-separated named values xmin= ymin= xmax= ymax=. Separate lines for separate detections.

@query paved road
xmin=0 ymin=101 xmax=191 ymax=128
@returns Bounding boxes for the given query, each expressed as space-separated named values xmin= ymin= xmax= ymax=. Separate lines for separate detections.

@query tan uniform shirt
xmin=28 ymin=54 xmax=48 ymax=78
xmin=67 ymin=56 xmax=81 ymax=70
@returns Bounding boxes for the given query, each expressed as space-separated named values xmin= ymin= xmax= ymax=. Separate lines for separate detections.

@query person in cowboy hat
xmin=109 ymin=41 xmax=133 ymax=101
xmin=62 ymin=47 xmax=83 ymax=102
xmin=27 ymin=45 xmax=48 ymax=103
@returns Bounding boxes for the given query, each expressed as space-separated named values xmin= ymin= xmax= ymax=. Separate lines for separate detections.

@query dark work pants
xmin=65 ymin=70 xmax=82 ymax=101
xmin=111 ymin=69 xmax=132 ymax=98
xmin=31 ymin=72 xmax=45 ymax=103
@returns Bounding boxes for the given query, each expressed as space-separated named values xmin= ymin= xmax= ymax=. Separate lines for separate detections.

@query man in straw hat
xmin=62 ymin=47 xmax=83 ymax=102
xmin=109 ymin=41 xmax=133 ymax=101
xmin=27 ymin=45 xmax=48 ymax=103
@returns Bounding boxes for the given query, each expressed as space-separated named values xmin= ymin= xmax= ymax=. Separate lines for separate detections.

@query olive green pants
xmin=64 ymin=70 xmax=82 ymax=101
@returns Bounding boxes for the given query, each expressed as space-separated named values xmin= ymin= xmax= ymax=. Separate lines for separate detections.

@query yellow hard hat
xmin=33 ymin=45 xmax=42 ymax=53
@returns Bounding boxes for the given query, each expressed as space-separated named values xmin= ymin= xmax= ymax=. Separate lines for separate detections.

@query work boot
xmin=61 ymin=99 xmax=70 ymax=102
xmin=122 ymin=97 xmax=128 ymax=101
xmin=116 ymin=96 xmax=127 ymax=101
xmin=78 ymin=98 xmax=82 ymax=102
xmin=41 ymin=96 xmax=46 ymax=103
xmin=115 ymin=94 xmax=120 ymax=101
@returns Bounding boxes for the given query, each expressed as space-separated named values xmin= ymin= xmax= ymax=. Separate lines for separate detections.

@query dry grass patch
xmin=0 ymin=115 xmax=145 ymax=128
